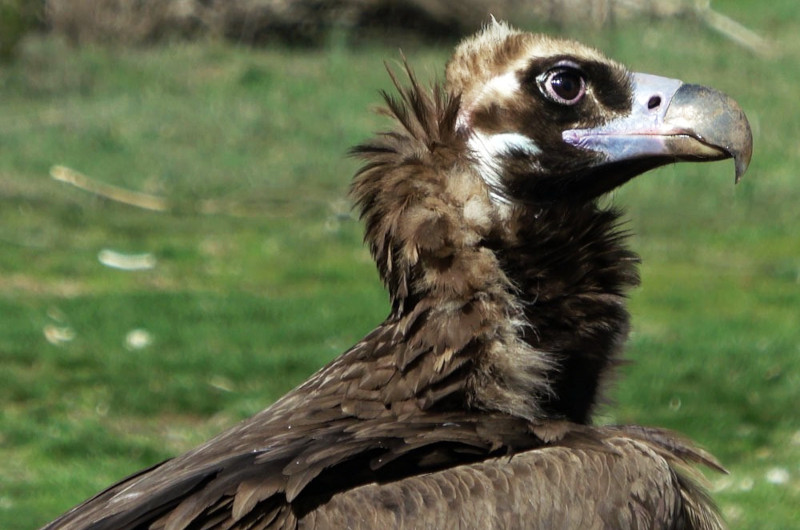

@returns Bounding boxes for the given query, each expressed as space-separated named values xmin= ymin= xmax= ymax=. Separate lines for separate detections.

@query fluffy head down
xmin=447 ymin=20 xmax=633 ymax=203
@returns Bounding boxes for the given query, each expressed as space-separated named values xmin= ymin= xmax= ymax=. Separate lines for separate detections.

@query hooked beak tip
xmin=665 ymin=83 xmax=753 ymax=183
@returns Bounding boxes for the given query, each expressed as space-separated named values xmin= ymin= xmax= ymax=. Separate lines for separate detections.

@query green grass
xmin=2 ymin=6 xmax=799 ymax=528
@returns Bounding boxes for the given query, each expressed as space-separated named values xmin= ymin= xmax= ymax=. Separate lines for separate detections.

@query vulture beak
xmin=563 ymin=73 xmax=753 ymax=182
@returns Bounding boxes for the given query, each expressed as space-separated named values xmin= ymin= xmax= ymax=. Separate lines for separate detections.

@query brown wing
xmin=43 ymin=412 xmax=541 ymax=529
xmin=303 ymin=425 xmax=725 ymax=530
xmin=42 ymin=313 xmax=545 ymax=530
xmin=44 ymin=387 xmax=724 ymax=530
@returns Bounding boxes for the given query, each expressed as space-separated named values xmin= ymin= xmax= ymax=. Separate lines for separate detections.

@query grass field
xmin=2 ymin=4 xmax=799 ymax=528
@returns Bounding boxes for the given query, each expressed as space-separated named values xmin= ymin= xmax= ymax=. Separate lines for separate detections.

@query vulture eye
xmin=539 ymin=67 xmax=586 ymax=106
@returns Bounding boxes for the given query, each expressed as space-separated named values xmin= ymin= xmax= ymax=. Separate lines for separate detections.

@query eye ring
xmin=538 ymin=66 xmax=586 ymax=106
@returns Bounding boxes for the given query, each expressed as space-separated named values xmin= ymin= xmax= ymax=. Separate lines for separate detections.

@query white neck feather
xmin=467 ymin=131 xmax=540 ymax=204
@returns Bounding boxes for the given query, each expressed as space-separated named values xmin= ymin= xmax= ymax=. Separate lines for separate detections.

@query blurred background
xmin=0 ymin=1 xmax=797 ymax=528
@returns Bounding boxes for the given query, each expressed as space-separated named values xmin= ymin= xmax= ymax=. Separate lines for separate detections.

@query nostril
xmin=647 ymin=95 xmax=662 ymax=110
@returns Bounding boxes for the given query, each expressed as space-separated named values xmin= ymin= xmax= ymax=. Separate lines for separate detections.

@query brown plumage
xmin=44 ymin=21 xmax=752 ymax=530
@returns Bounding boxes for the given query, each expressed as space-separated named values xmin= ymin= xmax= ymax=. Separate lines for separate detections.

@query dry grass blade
xmin=50 ymin=165 xmax=170 ymax=212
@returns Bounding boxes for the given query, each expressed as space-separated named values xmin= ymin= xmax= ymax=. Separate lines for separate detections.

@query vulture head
xmin=448 ymin=23 xmax=752 ymax=205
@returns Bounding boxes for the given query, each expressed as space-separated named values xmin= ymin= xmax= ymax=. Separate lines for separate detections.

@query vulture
xmin=44 ymin=21 xmax=752 ymax=530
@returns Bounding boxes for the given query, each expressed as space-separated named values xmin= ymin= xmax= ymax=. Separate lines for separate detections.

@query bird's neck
xmin=373 ymin=194 xmax=639 ymax=425
xmin=488 ymin=203 xmax=639 ymax=423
